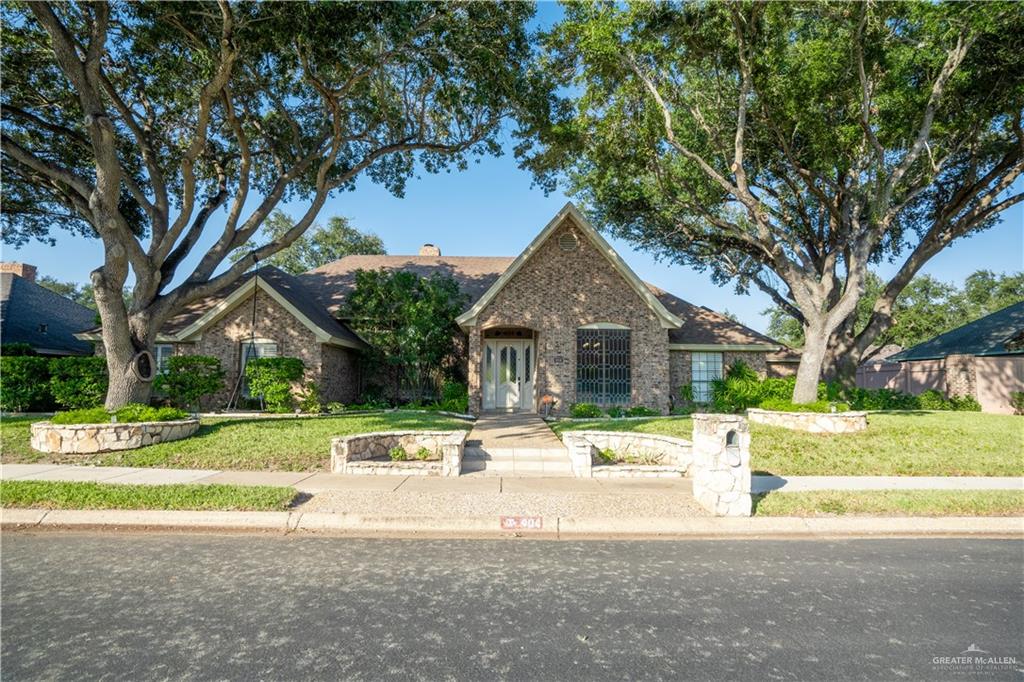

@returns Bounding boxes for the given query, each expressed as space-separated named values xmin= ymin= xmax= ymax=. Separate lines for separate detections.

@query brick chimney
xmin=418 ymin=244 xmax=441 ymax=257
xmin=0 ymin=262 xmax=37 ymax=282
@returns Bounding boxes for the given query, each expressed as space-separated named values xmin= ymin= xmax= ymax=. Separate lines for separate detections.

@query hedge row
xmin=0 ymin=356 xmax=107 ymax=412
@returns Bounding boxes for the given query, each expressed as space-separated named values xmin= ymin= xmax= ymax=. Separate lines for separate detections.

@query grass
xmin=553 ymin=411 xmax=1024 ymax=476
xmin=753 ymin=490 xmax=1024 ymax=517
xmin=0 ymin=480 xmax=298 ymax=511
xmin=0 ymin=411 xmax=470 ymax=472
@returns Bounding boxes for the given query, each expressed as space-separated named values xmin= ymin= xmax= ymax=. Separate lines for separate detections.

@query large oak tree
xmin=2 ymin=1 xmax=537 ymax=408
xmin=521 ymin=1 xmax=1024 ymax=402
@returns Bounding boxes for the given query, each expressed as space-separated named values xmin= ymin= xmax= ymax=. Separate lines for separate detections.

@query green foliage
xmin=843 ymin=387 xmax=919 ymax=411
xmin=948 ymin=395 xmax=982 ymax=412
xmin=596 ymin=448 xmax=616 ymax=464
xmin=0 ymin=356 xmax=52 ymax=411
xmin=678 ymin=383 xmax=694 ymax=404
xmin=245 ymin=357 xmax=304 ymax=412
xmin=297 ymin=382 xmax=322 ymax=414
xmin=1011 ymin=391 xmax=1024 ymax=415
xmin=433 ymin=381 xmax=468 ymax=413
xmin=765 ymin=270 xmax=1024 ymax=349
xmin=2 ymin=343 xmax=36 ymax=356
xmin=710 ymin=361 xmax=764 ymax=413
xmin=606 ymin=405 xmax=624 ymax=418
xmin=415 ymin=446 xmax=433 ymax=461
xmin=325 ymin=402 xmax=345 ymax=415
xmin=48 ymin=356 xmax=107 ymax=409
xmin=229 ymin=211 xmax=385 ymax=275
xmin=917 ymin=389 xmax=950 ymax=411
xmin=342 ymin=269 xmax=469 ymax=404
xmin=625 ymin=406 xmax=660 ymax=417
xmin=759 ymin=398 xmax=850 ymax=414
xmin=153 ymin=355 xmax=224 ymax=410
xmin=389 ymin=446 xmax=408 ymax=462
xmin=51 ymin=403 xmax=189 ymax=424
xmin=570 ymin=403 xmax=604 ymax=418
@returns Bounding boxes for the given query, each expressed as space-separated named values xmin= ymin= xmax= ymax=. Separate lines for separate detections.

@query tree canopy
xmin=230 ymin=210 xmax=385 ymax=275
xmin=521 ymin=1 xmax=1024 ymax=400
xmin=1 ymin=1 xmax=538 ymax=407
xmin=765 ymin=270 xmax=1024 ymax=351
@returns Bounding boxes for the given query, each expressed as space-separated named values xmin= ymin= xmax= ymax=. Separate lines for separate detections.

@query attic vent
xmin=419 ymin=244 xmax=441 ymax=257
xmin=558 ymin=231 xmax=579 ymax=252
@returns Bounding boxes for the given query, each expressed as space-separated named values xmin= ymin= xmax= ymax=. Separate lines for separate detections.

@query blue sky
xmin=4 ymin=2 xmax=1022 ymax=334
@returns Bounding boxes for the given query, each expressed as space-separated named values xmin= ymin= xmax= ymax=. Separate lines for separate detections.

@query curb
xmin=3 ymin=509 xmax=1022 ymax=539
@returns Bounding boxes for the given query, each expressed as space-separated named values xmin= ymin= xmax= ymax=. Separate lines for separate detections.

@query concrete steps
xmin=462 ymin=446 xmax=573 ymax=477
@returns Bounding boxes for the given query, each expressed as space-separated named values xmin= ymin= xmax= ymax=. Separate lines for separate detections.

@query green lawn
xmin=0 ymin=480 xmax=298 ymax=511
xmin=553 ymin=411 xmax=1024 ymax=477
xmin=0 ymin=411 xmax=470 ymax=472
xmin=753 ymin=490 xmax=1024 ymax=517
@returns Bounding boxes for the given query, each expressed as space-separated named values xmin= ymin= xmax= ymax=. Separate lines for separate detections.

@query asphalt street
xmin=2 ymin=533 xmax=1021 ymax=680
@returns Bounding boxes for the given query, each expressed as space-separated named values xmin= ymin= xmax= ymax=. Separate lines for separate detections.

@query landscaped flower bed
xmin=561 ymin=431 xmax=693 ymax=478
xmin=331 ymin=430 xmax=467 ymax=477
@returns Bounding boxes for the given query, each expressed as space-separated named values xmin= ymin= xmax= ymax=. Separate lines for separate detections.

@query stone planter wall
xmin=691 ymin=414 xmax=752 ymax=517
xmin=30 ymin=419 xmax=200 ymax=454
xmin=331 ymin=431 xmax=467 ymax=477
xmin=561 ymin=432 xmax=692 ymax=479
xmin=746 ymin=408 xmax=868 ymax=433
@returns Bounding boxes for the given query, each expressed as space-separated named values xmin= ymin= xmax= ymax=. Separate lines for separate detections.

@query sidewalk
xmin=3 ymin=464 xmax=1020 ymax=492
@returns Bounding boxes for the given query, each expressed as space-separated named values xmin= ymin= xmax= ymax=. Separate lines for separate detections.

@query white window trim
xmin=579 ymin=322 xmax=630 ymax=330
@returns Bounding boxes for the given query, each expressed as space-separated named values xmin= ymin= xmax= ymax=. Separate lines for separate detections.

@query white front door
xmin=483 ymin=339 xmax=535 ymax=411
xmin=496 ymin=341 xmax=520 ymax=409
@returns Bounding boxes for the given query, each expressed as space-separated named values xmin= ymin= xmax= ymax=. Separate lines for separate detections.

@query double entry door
xmin=483 ymin=339 xmax=535 ymax=411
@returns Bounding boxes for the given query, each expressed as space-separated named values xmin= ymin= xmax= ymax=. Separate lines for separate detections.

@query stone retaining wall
xmin=561 ymin=431 xmax=692 ymax=478
xmin=746 ymin=408 xmax=868 ymax=433
xmin=331 ymin=431 xmax=467 ymax=477
xmin=30 ymin=419 xmax=200 ymax=454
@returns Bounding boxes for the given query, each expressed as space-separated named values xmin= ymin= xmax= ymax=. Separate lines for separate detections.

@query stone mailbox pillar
xmin=691 ymin=414 xmax=752 ymax=517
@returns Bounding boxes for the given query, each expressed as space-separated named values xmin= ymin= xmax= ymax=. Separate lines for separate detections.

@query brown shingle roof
xmin=647 ymin=285 xmax=781 ymax=347
xmin=299 ymin=255 xmax=516 ymax=314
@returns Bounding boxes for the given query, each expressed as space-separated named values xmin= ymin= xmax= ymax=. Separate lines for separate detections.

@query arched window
xmin=576 ymin=326 xmax=631 ymax=405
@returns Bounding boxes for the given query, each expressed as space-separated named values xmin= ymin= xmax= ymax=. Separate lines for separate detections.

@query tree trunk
xmin=792 ymin=319 xmax=829 ymax=403
xmin=822 ymin=320 xmax=859 ymax=388
xmin=95 ymin=280 xmax=154 ymax=410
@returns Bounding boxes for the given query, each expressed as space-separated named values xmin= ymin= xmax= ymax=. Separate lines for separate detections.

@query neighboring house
xmin=0 ymin=262 xmax=96 ymax=356
xmin=79 ymin=203 xmax=793 ymax=414
xmin=863 ymin=302 xmax=1023 ymax=414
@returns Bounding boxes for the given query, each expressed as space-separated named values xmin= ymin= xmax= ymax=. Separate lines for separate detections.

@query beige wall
xmin=467 ymin=219 xmax=670 ymax=415
xmin=975 ymin=356 xmax=1024 ymax=414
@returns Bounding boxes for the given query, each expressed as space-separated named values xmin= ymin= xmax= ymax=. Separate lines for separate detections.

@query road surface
xmin=2 ymin=533 xmax=1021 ymax=680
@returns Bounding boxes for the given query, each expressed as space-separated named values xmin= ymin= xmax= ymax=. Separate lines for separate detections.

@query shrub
xmin=596 ymin=448 xmax=616 ymax=464
xmin=710 ymin=361 xmax=763 ymax=413
xmin=570 ymin=402 xmax=603 ymax=418
xmin=2 ymin=342 xmax=36 ymax=356
xmin=325 ymin=401 xmax=345 ymax=414
xmin=1011 ymin=391 xmax=1024 ymax=415
xmin=49 ymin=356 xmax=107 ymax=409
xmin=436 ymin=381 xmax=468 ymax=413
xmin=625 ymin=405 xmax=660 ymax=417
xmin=245 ymin=357 xmax=304 ymax=411
xmin=415 ymin=446 xmax=433 ymax=461
xmin=948 ymin=394 xmax=981 ymax=412
xmin=297 ymin=382 xmax=321 ymax=414
xmin=51 ymin=403 xmax=189 ymax=424
xmin=0 ymin=356 xmax=52 ymax=411
xmin=758 ymin=398 xmax=850 ymax=413
xmin=606 ymin=405 xmax=624 ymax=418
xmin=153 ymin=355 xmax=224 ymax=410
xmin=760 ymin=377 xmax=797 ymax=401
xmin=678 ymin=383 xmax=694 ymax=404
xmin=844 ymin=387 xmax=919 ymax=411
xmin=388 ymin=446 xmax=408 ymax=461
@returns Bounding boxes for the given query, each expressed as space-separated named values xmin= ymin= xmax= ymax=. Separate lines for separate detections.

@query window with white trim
xmin=691 ymin=352 xmax=723 ymax=403
xmin=155 ymin=344 xmax=174 ymax=374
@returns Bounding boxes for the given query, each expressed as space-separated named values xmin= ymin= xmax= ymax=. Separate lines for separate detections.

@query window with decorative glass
xmin=576 ymin=328 xmax=631 ymax=405
xmin=691 ymin=352 xmax=723 ymax=402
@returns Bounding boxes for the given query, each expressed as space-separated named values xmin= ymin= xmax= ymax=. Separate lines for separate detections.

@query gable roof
xmin=300 ymin=255 xmax=515 ymax=315
xmin=76 ymin=266 xmax=367 ymax=350
xmin=889 ymin=301 xmax=1024 ymax=362
xmin=455 ymin=203 xmax=684 ymax=330
xmin=650 ymin=286 xmax=781 ymax=350
xmin=0 ymin=272 xmax=96 ymax=355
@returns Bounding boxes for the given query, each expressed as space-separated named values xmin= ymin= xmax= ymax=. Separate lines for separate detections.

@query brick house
xmin=79 ymin=203 xmax=792 ymax=414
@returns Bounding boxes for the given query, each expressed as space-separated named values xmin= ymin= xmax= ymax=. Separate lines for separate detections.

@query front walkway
xmin=464 ymin=412 xmax=571 ymax=476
